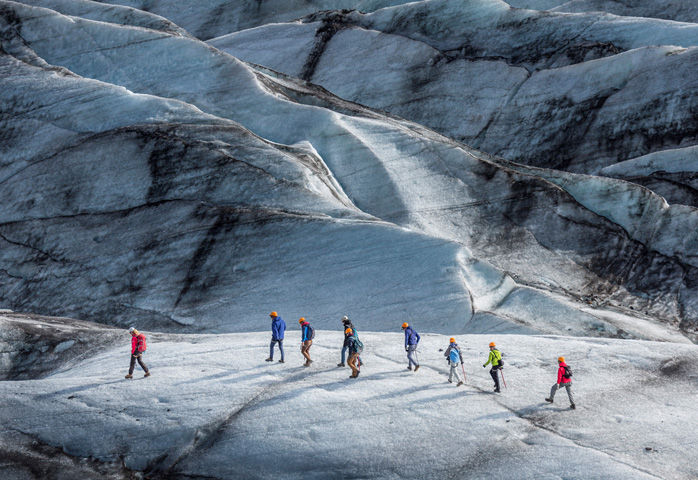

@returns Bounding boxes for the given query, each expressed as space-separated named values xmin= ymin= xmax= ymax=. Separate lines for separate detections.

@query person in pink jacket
xmin=125 ymin=327 xmax=150 ymax=379
xmin=545 ymin=356 xmax=575 ymax=409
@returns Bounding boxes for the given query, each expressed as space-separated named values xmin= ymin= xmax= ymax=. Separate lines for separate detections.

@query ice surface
xmin=1 ymin=314 xmax=696 ymax=479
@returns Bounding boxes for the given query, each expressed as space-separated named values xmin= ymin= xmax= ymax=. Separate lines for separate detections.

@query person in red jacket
xmin=125 ymin=327 xmax=150 ymax=379
xmin=545 ymin=356 xmax=574 ymax=409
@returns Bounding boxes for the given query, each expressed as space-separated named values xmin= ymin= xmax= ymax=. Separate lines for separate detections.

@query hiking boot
xmin=278 ymin=359 xmax=285 ymax=363
xmin=494 ymin=388 xmax=501 ymax=393
xmin=265 ymin=358 xmax=273 ymax=362
xmin=570 ymin=404 xmax=576 ymax=410
xmin=414 ymin=365 xmax=420 ymax=372
xmin=457 ymin=381 xmax=464 ymax=387
xmin=407 ymin=366 xmax=412 ymax=371
xmin=124 ymin=374 xmax=133 ymax=379
xmin=144 ymin=372 xmax=151 ymax=377
xmin=337 ymin=363 xmax=345 ymax=367
xmin=545 ymin=398 xmax=553 ymax=403
xmin=356 ymin=371 xmax=360 ymax=377
xmin=448 ymin=379 xmax=453 ymax=383
xmin=304 ymin=361 xmax=311 ymax=367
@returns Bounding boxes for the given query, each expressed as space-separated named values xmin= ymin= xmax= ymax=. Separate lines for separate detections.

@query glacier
xmin=1 ymin=0 xmax=697 ymax=478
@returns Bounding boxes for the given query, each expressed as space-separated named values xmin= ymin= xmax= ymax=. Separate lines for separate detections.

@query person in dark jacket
xmin=545 ymin=356 xmax=576 ymax=409
xmin=482 ymin=342 xmax=502 ymax=392
xmin=266 ymin=311 xmax=286 ymax=363
xmin=299 ymin=317 xmax=313 ymax=366
xmin=125 ymin=327 xmax=150 ymax=379
xmin=444 ymin=337 xmax=464 ymax=386
xmin=338 ymin=315 xmax=353 ymax=367
xmin=401 ymin=322 xmax=420 ymax=371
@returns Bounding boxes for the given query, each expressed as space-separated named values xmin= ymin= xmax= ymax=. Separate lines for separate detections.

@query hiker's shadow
xmin=37 ymin=379 xmax=123 ymax=398
xmin=515 ymin=402 xmax=570 ymax=416
xmin=412 ymin=389 xmax=476 ymax=405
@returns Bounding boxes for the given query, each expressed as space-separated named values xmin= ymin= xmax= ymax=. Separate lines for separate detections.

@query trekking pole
xmin=499 ymin=368 xmax=508 ymax=389
xmin=460 ymin=362 xmax=467 ymax=382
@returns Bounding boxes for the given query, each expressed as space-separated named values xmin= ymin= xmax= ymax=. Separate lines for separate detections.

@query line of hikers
xmin=123 ymin=313 xmax=576 ymax=408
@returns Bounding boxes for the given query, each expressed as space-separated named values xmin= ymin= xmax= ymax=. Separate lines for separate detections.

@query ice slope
xmin=1 ymin=313 xmax=697 ymax=479
xmin=600 ymin=146 xmax=698 ymax=207
xmin=1 ymin=0 xmax=697 ymax=338
xmin=16 ymin=0 xmax=189 ymax=36
xmin=208 ymin=0 xmax=698 ymax=176
xmin=94 ymin=0 xmax=413 ymax=40
xmin=507 ymin=0 xmax=698 ymax=24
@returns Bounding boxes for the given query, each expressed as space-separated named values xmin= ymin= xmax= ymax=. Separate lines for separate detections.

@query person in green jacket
xmin=482 ymin=341 xmax=503 ymax=392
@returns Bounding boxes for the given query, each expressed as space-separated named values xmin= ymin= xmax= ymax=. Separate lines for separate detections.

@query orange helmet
xmin=489 ymin=342 xmax=496 ymax=347
xmin=401 ymin=322 xmax=409 ymax=329
xmin=345 ymin=328 xmax=353 ymax=335
xmin=269 ymin=311 xmax=278 ymax=317
xmin=558 ymin=356 xmax=565 ymax=363
xmin=449 ymin=337 xmax=456 ymax=343
xmin=298 ymin=317 xmax=306 ymax=324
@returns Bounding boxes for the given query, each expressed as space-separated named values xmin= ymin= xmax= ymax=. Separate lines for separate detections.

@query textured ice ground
xmin=1 ymin=313 xmax=697 ymax=479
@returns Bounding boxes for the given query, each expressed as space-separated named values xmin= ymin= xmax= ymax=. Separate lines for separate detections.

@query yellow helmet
xmin=401 ymin=322 xmax=409 ymax=329
xmin=558 ymin=356 xmax=565 ymax=363
xmin=298 ymin=317 xmax=305 ymax=324
xmin=269 ymin=311 xmax=278 ymax=317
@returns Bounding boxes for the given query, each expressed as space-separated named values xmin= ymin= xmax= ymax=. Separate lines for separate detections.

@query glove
xmin=405 ymin=347 xmax=408 ymax=352
xmin=482 ymin=364 xmax=486 ymax=368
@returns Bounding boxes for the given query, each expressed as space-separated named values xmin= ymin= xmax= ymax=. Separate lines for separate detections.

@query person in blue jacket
xmin=266 ymin=311 xmax=286 ymax=363
xmin=401 ymin=322 xmax=420 ymax=372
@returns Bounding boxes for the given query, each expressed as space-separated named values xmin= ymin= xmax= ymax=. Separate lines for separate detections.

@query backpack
xmin=137 ymin=334 xmax=147 ymax=352
xmin=449 ymin=348 xmax=460 ymax=364
xmin=352 ymin=336 xmax=364 ymax=354
xmin=493 ymin=349 xmax=503 ymax=367
xmin=306 ymin=324 xmax=315 ymax=340
xmin=563 ymin=365 xmax=573 ymax=379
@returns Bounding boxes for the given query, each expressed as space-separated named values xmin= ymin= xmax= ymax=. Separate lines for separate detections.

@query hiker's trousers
xmin=550 ymin=382 xmax=574 ymax=404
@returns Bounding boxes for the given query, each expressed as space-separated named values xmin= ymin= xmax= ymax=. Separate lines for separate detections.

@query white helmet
xmin=341 ymin=315 xmax=349 ymax=322
xmin=128 ymin=327 xmax=136 ymax=333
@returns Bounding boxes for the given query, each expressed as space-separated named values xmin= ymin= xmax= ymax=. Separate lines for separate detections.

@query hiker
xmin=444 ymin=337 xmax=464 ymax=386
xmin=299 ymin=317 xmax=314 ymax=366
xmin=545 ymin=357 xmax=576 ymax=409
xmin=338 ymin=315 xmax=353 ymax=367
xmin=125 ymin=327 xmax=150 ymax=379
xmin=346 ymin=328 xmax=364 ymax=379
xmin=482 ymin=341 xmax=502 ymax=392
xmin=401 ymin=322 xmax=420 ymax=371
xmin=266 ymin=311 xmax=286 ymax=363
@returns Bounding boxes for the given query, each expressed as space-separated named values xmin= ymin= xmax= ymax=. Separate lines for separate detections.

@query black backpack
xmin=563 ymin=365 xmax=573 ymax=379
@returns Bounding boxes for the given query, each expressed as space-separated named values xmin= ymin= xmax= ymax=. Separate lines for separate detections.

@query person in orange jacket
xmin=125 ymin=327 xmax=150 ymax=379
xmin=545 ymin=356 xmax=575 ymax=409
